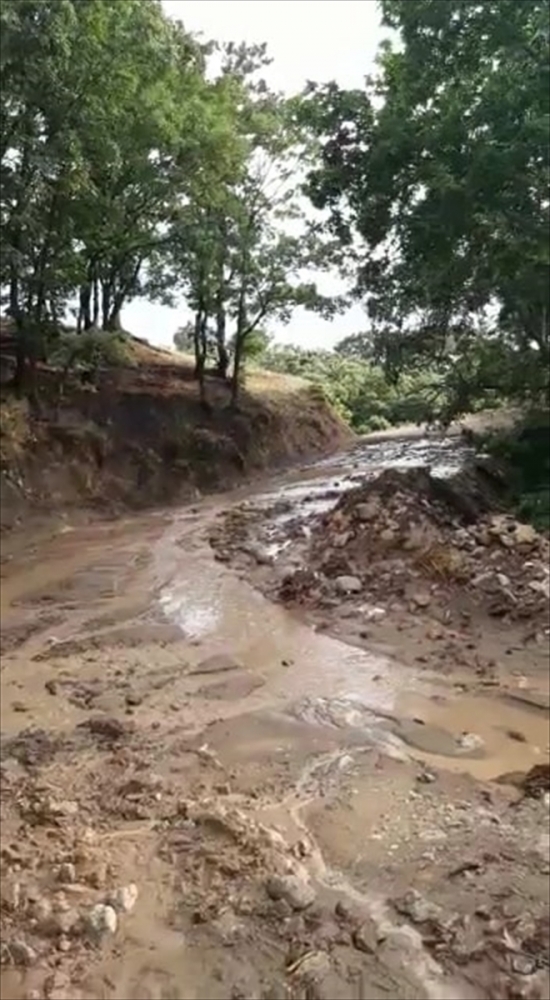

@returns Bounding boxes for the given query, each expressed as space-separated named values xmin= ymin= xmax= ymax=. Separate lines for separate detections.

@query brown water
xmin=1 ymin=432 xmax=548 ymax=1000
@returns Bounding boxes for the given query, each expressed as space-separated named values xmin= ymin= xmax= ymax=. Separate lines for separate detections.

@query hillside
xmin=0 ymin=332 xmax=352 ymax=534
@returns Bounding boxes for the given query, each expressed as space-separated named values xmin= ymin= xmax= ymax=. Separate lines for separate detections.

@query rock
xmin=515 ymin=523 xmax=538 ymax=546
xmin=190 ymin=654 xmax=241 ymax=676
xmin=12 ymin=701 xmax=29 ymax=713
xmin=265 ymin=872 xmax=316 ymax=911
xmin=106 ymin=883 xmax=138 ymax=914
xmin=57 ymin=862 xmax=76 ymax=884
xmin=417 ymin=770 xmax=437 ymax=784
xmin=53 ymin=908 xmax=80 ymax=936
xmin=411 ymin=593 xmax=431 ymax=608
xmin=80 ymin=716 xmax=129 ymax=740
xmin=124 ymin=692 xmax=143 ymax=707
xmin=7 ymin=939 xmax=37 ymax=966
xmin=85 ymin=903 xmax=117 ymax=943
xmin=380 ymin=528 xmax=396 ymax=543
xmin=289 ymin=950 xmax=330 ymax=986
xmin=456 ymin=731 xmax=485 ymax=752
xmin=334 ymin=575 xmax=362 ymax=595
xmin=356 ymin=502 xmax=379 ymax=522
xmin=393 ymin=889 xmax=444 ymax=925
xmin=47 ymin=799 xmax=79 ymax=817
xmin=352 ymin=918 xmax=380 ymax=953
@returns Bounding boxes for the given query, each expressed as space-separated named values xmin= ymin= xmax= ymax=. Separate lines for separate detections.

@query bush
xmin=49 ymin=329 xmax=130 ymax=381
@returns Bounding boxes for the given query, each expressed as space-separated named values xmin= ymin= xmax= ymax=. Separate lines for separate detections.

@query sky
xmin=123 ymin=0 xmax=386 ymax=350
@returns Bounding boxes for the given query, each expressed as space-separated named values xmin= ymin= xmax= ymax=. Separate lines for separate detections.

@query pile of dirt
xmin=281 ymin=465 xmax=549 ymax=624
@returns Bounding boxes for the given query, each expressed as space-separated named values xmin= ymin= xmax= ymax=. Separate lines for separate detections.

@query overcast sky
xmin=124 ymin=0 xmax=385 ymax=349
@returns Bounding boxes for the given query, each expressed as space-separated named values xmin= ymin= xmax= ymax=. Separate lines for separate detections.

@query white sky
xmin=124 ymin=0 xmax=385 ymax=349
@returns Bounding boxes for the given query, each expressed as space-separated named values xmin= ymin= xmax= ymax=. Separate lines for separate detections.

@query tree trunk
xmin=193 ymin=308 xmax=208 ymax=406
xmin=215 ymin=301 xmax=229 ymax=379
xmin=231 ymin=285 xmax=247 ymax=407
xmin=92 ymin=278 xmax=100 ymax=327
xmin=80 ymin=283 xmax=92 ymax=330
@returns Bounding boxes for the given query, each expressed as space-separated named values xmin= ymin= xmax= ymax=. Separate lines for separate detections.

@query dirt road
xmin=1 ymin=433 xmax=549 ymax=1000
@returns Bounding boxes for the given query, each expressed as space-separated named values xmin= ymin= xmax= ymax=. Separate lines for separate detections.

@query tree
xmin=159 ymin=41 xmax=340 ymax=406
xmin=297 ymin=0 xmax=550 ymax=417
xmin=0 ymin=0 xmax=232 ymax=391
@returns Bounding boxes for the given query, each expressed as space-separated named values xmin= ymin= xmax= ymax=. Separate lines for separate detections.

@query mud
xmin=1 ymin=432 xmax=549 ymax=1000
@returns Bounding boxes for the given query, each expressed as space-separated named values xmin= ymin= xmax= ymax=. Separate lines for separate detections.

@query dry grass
xmin=413 ymin=542 xmax=470 ymax=583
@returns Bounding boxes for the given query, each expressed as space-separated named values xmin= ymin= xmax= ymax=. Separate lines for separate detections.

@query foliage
xmin=49 ymin=329 xmax=130 ymax=384
xmin=260 ymin=342 xmax=453 ymax=431
xmin=296 ymin=0 xmax=550 ymax=420
xmin=474 ymin=414 xmax=550 ymax=530
xmin=0 ymin=0 xmax=249 ymax=388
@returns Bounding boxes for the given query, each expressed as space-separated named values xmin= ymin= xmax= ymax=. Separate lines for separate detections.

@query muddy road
xmin=1 ymin=432 xmax=549 ymax=1000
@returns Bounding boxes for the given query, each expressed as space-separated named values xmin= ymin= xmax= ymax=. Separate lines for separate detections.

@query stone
xmin=106 ymin=883 xmax=138 ymax=914
xmin=57 ymin=862 xmax=76 ymax=884
xmin=7 ymin=939 xmax=37 ymax=966
xmin=412 ymin=593 xmax=431 ymax=608
xmin=352 ymin=918 xmax=380 ymax=953
xmin=514 ymin=523 xmax=538 ymax=546
xmin=456 ymin=731 xmax=485 ymax=752
xmin=265 ymin=872 xmax=316 ymax=911
xmin=85 ymin=903 xmax=117 ymax=942
xmin=393 ymin=889 xmax=444 ymax=925
xmin=289 ymin=950 xmax=330 ymax=986
xmin=356 ymin=502 xmax=379 ymax=522
xmin=47 ymin=799 xmax=79 ymax=817
xmin=190 ymin=654 xmax=241 ymax=676
xmin=334 ymin=576 xmax=362 ymax=595
xmin=81 ymin=716 xmax=128 ymax=740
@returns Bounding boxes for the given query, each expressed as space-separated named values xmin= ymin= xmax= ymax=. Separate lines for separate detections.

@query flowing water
xmin=1 ymin=429 xmax=548 ymax=1000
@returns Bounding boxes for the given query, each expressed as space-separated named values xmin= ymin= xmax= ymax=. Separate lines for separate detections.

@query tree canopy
xmin=1 ymin=0 xmax=549 ymax=421
xmin=297 ymin=0 xmax=550 ymax=417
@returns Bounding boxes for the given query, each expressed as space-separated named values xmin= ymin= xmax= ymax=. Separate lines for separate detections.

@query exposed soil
xmin=0 ymin=335 xmax=351 ymax=536
xmin=1 ymin=435 xmax=549 ymax=1000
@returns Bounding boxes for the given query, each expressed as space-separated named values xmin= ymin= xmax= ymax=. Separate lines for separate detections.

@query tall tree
xmin=0 ymin=0 xmax=232 ymax=388
xmin=298 ymin=0 xmax=550 ymax=415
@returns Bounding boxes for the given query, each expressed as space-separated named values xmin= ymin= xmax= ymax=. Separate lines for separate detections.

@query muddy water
xmin=1 ymin=430 xmax=548 ymax=1000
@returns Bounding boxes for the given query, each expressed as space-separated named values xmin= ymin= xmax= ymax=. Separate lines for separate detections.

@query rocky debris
xmin=105 ymin=883 xmax=138 ymax=914
xmin=77 ymin=715 xmax=133 ymax=742
xmin=267 ymin=465 xmax=549 ymax=627
xmin=84 ymin=902 xmax=117 ymax=943
xmin=1 ymin=938 xmax=37 ymax=966
xmin=495 ymin=764 xmax=550 ymax=800
xmin=393 ymin=888 xmax=447 ymax=926
xmin=287 ymin=949 xmax=331 ymax=986
xmin=190 ymin=653 xmax=242 ymax=676
xmin=334 ymin=575 xmax=362 ymax=595
xmin=352 ymin=918 xmax=381 ymax=954
xmin=265 ymin=872 xmax=316 ymax=911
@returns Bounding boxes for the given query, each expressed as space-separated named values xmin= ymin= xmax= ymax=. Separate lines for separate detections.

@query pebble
xmin=456 ymin=731 xmax=485 ymax=752
xmin=265 ymin=872 xmax=316 ymax=911
xmin=85 ymin=903 xmax=117 ymax=942
xmin=106 ymin=883 xmax=138 ymax=914
xmin=334 ymin=575 xmax=362 ymax=595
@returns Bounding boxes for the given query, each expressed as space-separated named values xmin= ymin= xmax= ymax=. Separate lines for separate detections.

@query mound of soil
xmin=286 ymin=464 xmax=549 ymax=624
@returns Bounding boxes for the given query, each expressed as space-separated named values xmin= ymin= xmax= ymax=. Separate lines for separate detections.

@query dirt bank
xmin=0 ymin=339 xmax=352 ymax=535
